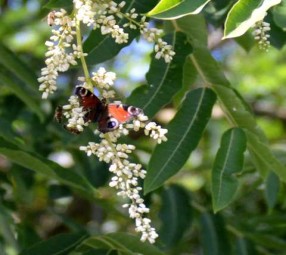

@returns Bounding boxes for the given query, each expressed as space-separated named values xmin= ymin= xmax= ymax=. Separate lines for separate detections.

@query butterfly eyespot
xmin=79 ymin=87 xmax=88 ymax=96
xmin=107 ymin=118 xmax=119 ymax=130
xmin=127 ymin=106 xmax=142 ymax=116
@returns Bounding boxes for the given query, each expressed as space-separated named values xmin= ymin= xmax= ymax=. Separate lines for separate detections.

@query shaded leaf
xmin=144 ymin=88 xmax=216 ymax=194
xmin=212 ymin=128 xmax=247 ymax=213
xmin=0 ymin=70 xmax=44 ymax=122
xmin=20 ymin=232 xmax=87 ymax=255
xmin=200 ymin=213 xmax=231 ymax=255
xmin=246 ymin=233 xmax=286 ymax=250
xmin=127 ymin=32 xmax=192 ymax=118
xmin=200 ymin=213 xmax=219 ymax=255
xmin=273 ymin=4 xmax=286 ymax=29
xmin=44 ymin=0 xmax=73 ymax=9
xmin=235 ymin=238 xmax=258 ymax=255
xmin=159 ymin=185 xmax=192 ymax=247
xmin=223 ymin=0 xmax=281 ymax=39
xmin=147 ymin=0 xmax=211 ymax=20
xmin=0 ymin=138 xmax=97 ymax=196
xmin=75 ymin=233 xmax=164 ymax=255
xmin=0 ymin=43 xmax=39 ymax=89
xmin=265 ymin=171 xmax=280 ymax=210
xmin=245 ymin=130 xmax=286 ymax=181
xmin=234 ymin=31 xmax=255 ymax=51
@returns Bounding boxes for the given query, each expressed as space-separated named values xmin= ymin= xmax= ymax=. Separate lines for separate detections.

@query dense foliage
xmin=1 ymin=0 xmax=286 ymax=254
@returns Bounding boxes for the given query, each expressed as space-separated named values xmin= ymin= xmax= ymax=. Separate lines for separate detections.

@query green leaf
xmin=144 ymin=88 xmax=216 ymax=194
xmin=0 ymin=138 xmax=97 ymax=196
xmin=0 ymin=70 xmax=44 ymax=122
xmin=223 ymin=0 xmax=282 ymax=39
xmin=147 ymin=0 xmax=211 ymax=20
xmin=245 ymin=130 xmax=286 ymax=181
xmin=172 ymin=14 xmax=208 ymax=46
xmin=0 ymin=205 xmax=19 ymax=252
xmin=172 ymin=19 xmax=286 ymax=181
xmin=200 ymin=213 xmax=231 ymax=255
xmin=84 ymin=0 xmax=156 ymax=65
xmin=235 ymin=238 xmax=257 ymax=255
xmin=20 ymin=232 xmax=87 ymax=255
xmin=44 ymin=0 xmax=73 ymax=9
xmin=0 ymin=119 xmax=24 ymax=147
xmin=75 ymin=233 xmax=164 ymax=255
xmin=273 ymin=4 xmax=286 ymax=29
xmin=127 ymin=32 xmax=192 ymax=118
xmin=200 ymin=213 xmax=219 ymax=255
xmin=246 ymin=233 xmax=286 ymax=250
xmin=264 ymin=171 xmax=280 ymax=210
xmin=159 ymin=185 xmax=192 ymax=247
xmin=234 ymin=31 xmax=255 ymax=51
xmin=84 ymin=28 xmax=139 ymax=66
xmin=212 ymin=128 xmax=247 ymax=213
xmin=0 ymin=43 xmax=39 ymax=90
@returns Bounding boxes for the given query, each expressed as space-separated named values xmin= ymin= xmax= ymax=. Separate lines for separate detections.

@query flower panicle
xmin=39 ymin=0 xmax=176 ymax=98
xmin=73 ymin=0 xmax=175 ymax=61
xmin=40 ymin=0 xmax=172 ymax=244
xmin=38 ymin=9 xmax=87 ymax=99
xmin=253 ymin=20 xmax=271 ymax=51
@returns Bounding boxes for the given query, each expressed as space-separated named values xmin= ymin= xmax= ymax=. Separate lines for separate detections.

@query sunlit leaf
xmin=223 ymin=0 xmax=282 ymax=39
xmin=75 ymin=233 xmax=164 ymax=255
xmin=212 ymin=128 xmax=247 ymax=213
xmin=20 ymin=232 xmax=87 ymax=255
xmin=172 ymin=19 xmax=286 ymax=182
xmin=127 ymin=32 xmax=192 ymax=118
xmin=147 ymin=0 xmax=211 ymax=20
xmin=144 ymin=88 xmax=216 ymax=194
xmin=159 ymin=185 xmax=192 ymax=247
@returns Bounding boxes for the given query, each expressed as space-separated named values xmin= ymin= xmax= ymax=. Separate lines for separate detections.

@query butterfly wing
xmin=75 ymin=86 xmax=104 ymax=122
xmin=98 ymin=104 xmax=142 ymax=133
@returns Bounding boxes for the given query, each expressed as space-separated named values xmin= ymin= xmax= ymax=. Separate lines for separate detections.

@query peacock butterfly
xmin=55 ymin=86 xmax=143 ymax=134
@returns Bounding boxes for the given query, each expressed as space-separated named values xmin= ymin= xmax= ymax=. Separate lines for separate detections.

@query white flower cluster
xmin=62 ymin=95 xmax=88 ymax=133
xmin=140 ymin=17 xmax=175 ymax=63
xmin=145 ymin=122 xmax=168 ymax=144
xmin=80 ymin=129 xmax=160 ymax=243
xmin=73 ymin=0 xmax=175 ymax=62
xmin=38 ymin=9 xmax=87 ymax=99
xmin=91 ymin=67 xmax=116 ymax=99
xmin=74 ymin=0 xmax=129 ymax=43
xmin=253 ymin=20 xmax=271 ymax=51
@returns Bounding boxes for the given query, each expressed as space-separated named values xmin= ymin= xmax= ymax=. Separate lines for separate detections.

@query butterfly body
xmin=74 ymin=86 xmax=142 ymax=133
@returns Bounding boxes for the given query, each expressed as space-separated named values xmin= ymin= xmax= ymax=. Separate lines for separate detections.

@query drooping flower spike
xmin=40 ymin=1 xmax=172 ymax=244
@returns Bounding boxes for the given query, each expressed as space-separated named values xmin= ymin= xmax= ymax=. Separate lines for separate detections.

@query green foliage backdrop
xmin=1 ymin=0 xmax=286 ymax=254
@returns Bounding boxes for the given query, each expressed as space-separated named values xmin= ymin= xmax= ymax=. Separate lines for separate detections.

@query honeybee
xmin=54 ymin=105 xmax=63 ymax=123
xmin=54 ymin=106 xmax=81 ymax=135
